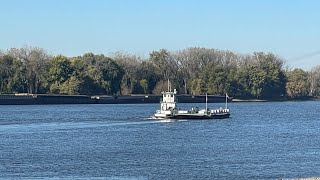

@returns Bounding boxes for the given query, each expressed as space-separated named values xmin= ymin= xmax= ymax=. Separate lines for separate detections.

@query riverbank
xmin=0 ymin=94 xmax=231 ymax=105
xmin=232 ymin=99 xmax=268 ymax=102
xmin=233 ymin=95 xmax=316 ymax=102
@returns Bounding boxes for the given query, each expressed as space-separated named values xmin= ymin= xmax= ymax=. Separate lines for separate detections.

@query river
xmin=1 ymin=101 xmax=320 ymax=179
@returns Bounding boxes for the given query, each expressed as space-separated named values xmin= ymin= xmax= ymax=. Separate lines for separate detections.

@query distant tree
xmin=139 ymin=79 xmax=148 ymax=94
xmin=253 ymin=52 xmax=286 ymax=99
xmin=7 ymin=47 xmax=50 ymax=94
xmin=134 ymin=61 xmax=160 ymax=94
xmin=189 ymin=78 xmax=206 ymax=95
xmin=150 ymin=49 xmax=176 ymax=81
xmin=309 ymin=65 xmax=320 ymax=97
xmin=82 ymin=53 xmax=124 ymax=95
xmin=174 ymin=47 xmax=239 ymax=95
xmin=286 ymin=68 xmax=310 ymax=98
xmin=201 ymin=62 xmax=227 ymax=95
xmin=173 ymin=50 xmax=191 ymax=94
xmin=49 ymin=55 xmax=74 ymax=83
xmin=60 ymin=76 xmax=82 ymax=95
xmin=8 ymin=59 xmax=28 ymax=93
xmin=233 ymin=53 xmax=286 ymax=99
xmin=112 ymin=52 xmax=142 ymax=95
xmin=233 ymin=57 xmax=254 ymax=98
xmin=151 ymin=80 xmax=167 ymax=94
xmin=0 ymin=55 xmax=15 ymax=93
xmin=49 ymin=55 xmax=74 ymax=93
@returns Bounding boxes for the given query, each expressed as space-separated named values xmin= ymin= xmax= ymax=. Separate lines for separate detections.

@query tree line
xmin=0 ymin=46 xmax=319 ymax=99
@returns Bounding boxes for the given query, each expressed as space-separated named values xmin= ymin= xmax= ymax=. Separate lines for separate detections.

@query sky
xmin=1 ymin=0 xmax=320 ymax=70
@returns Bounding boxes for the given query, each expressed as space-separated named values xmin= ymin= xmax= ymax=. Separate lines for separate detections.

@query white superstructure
xmin=154 ymin=80 xmax=177 ymax=118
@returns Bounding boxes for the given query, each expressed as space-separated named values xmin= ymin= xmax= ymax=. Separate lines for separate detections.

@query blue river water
xmin=1 ymin=101 xmax=320 ymax=179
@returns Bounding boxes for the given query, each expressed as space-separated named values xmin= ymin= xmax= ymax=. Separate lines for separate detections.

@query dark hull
xmin=172 ymin=114 xmax=212 ymax=119
xmin=169 ymin=113 xmax=230 ymax=120
xmin=212 ymin=113 xmax=230 ymax=119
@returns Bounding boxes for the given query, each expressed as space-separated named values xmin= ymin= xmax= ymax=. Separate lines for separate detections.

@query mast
xmin=225 ymin=93 xmax=228 ymax=109
xmin=206 ymin=93 xmax=208 ymax=113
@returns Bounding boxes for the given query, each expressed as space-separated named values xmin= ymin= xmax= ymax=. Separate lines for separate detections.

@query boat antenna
xmin=225 ymin=93 xmax=228 ymax=109
xmin=168 ymin=79 xmax=172 ymax=92
xmin=206 ymin=93 xmax=208 ymax=113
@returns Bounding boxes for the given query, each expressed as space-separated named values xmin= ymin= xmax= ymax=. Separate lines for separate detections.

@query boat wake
xmin=0 ymin=120 xmax=162 ymax=134
xmin=145 ymin=116 xmax=189 ymax=123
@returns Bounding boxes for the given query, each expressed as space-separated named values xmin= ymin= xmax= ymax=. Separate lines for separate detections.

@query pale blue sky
xmin=1 ymin=0 xmax=320 ymax=69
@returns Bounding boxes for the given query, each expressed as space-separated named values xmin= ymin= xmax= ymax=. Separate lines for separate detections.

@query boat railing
xmin=210 ymin=108 xmax=230 ymax=114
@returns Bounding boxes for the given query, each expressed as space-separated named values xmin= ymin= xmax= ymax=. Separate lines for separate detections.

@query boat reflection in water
xmin=152 ymin=81 xmax=230 ymax=120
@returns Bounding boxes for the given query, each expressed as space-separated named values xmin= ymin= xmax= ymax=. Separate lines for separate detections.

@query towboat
xmin=152 ymin=81 xmax=230 ymax=120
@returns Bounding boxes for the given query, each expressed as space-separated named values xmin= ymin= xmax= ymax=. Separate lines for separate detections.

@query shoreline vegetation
xmin=1 ymin=46 xmax=320 ymax=102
